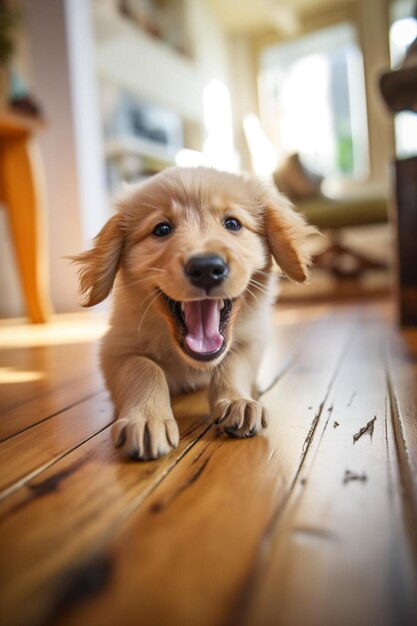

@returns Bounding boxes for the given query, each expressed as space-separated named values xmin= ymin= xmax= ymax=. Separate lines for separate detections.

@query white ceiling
xmin=207 ymin=0 xmax=348 ymax=35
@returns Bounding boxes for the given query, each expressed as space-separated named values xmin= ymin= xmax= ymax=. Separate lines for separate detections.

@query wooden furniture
xmin=270 ymin=153 xmax=389 ymax=280
xmin=0 ymin=110 xmax=52 ymax=323
xmin=298 ymin=193 xmax=388 ymax=279
xmin=0 ymin=302 xmax=416 ymax=626
xmin=392 ymin=157 xmax=417 ymax=324
xmin=380 ymin=40 xmax=417 ymax=325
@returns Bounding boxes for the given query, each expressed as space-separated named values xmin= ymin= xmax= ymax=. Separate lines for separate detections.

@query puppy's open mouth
xmin=161 ymin=293 xmax=233 ymax=362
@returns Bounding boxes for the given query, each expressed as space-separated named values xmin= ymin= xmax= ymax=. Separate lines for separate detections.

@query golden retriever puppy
xmin=74 ymin=167 xmax=313 ymax=460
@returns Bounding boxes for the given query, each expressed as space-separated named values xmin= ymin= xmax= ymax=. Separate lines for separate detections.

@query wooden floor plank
xmin=1 ymin=305 xmax=415 ymax=626
xmin=0 ymin=393 xmax=212 ymax=626
xmin=0 ymin=321 xmax=304 ymax=626
xmin=0 ymin=391 xmax=113 ymax=497
xmin=0 ymin=342 xmax=101 ymax=414
xmin=386 ymin=328 xmax=417 ymax=521
xmin=242 ymin=321 xmax=417 ymax=626
xmin=41 ymin=318 xmax=351 ymax=626
xmin=0 ymin=373 xmax=103 ymax=442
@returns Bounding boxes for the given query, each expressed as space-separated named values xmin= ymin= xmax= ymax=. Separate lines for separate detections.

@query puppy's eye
xmin=153 ymin=223 xmax=173 ymax=237
xmin=224 ymin=217 xmax=241 ymax=232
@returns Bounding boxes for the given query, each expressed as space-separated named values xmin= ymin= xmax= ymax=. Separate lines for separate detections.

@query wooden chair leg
xmin=313 ymin=237 xmax=389 ymax=280
xmin=0 ymin=136 xmax=52 ymax=323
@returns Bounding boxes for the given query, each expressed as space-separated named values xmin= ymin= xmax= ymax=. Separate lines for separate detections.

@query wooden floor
xmin=0 ymin=301 xmax=416 ymax=626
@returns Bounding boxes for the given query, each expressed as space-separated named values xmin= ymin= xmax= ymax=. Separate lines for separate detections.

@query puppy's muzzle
xmin=185 ymin=254 xmax=228 ymax=291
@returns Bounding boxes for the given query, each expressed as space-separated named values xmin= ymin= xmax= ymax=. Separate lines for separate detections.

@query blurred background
xmin=0 ymin=0 xmax=416 ymax=320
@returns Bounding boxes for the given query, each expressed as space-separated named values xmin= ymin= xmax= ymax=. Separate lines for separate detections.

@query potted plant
xmin=0 ymin=0 xmax=20 ymax=109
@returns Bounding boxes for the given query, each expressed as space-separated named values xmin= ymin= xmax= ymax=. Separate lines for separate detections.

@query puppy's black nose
xmin=185 ymin=255 xmax=228 ymax=291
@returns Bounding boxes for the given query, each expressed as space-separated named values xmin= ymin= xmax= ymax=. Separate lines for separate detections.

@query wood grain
xmin=0 ymin=391 xmax=113 ymax=497
xmin=0 ymin=342 xmax=101 ymax=415
xmin=0 ymin=373 xmax=103 ymax=442
xmin=243 ymin=322 xmax=417 ymax=626
xmin=0 ymin=393 xmax=211 ymax=626
xmin=47 ymin=319 xmax=351 ymax=626
xmin=0 ymin=323 xmax=301 ymax=626
xmin=386 ymin=328 xmax=417 ymax=520
xmin=0 ymin=305 xmax=416 ymax=626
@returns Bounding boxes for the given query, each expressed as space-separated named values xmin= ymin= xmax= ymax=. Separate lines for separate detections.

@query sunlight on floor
xmin=0 ymin=367 xmax=45 ymax=383
xmin=0 ymin=312 xmax=109 ymax=348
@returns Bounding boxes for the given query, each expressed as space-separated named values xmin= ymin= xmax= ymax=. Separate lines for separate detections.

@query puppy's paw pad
xmin=215 ymin=399 xmax=267 ymax=439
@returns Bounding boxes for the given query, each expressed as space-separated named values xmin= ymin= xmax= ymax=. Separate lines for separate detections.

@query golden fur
xmin=73 ymin=166 xmax=314 ymax=460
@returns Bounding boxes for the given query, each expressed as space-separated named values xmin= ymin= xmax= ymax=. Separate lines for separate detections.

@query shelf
xmin=105 ymin=135 xmax=177 ymax=165
xmin=93 ymin=7 xmax=204 ymax=122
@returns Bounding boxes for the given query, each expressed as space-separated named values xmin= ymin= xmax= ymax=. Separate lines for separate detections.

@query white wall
xmin=0 ymin=0 xmax=233 ymax=318
xmin=0 ymin=208 xmax=24 ymax=317
xmin=358 ymin=0 xmax=395 ymax=184
xmin=186 ymin=0 xmax=232 ymax=93
xmin=228 ymin=35 xmax=259 ymax=171
xmin=94 ymin=0 xmax=233 ymax=124
xmin=8 ymin=0 xmax=85 ymax=315
xmin=0 ymin=0 xmax=108 ymax=318
xmin=65 ymin=0 xmax=109 ymax=244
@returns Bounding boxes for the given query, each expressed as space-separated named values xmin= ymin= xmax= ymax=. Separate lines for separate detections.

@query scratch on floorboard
xmin=353 ymin=416 xmax=377 ymax=444
xmin=150 ymin=456 xmax=211 ymax=514
xmin=343 ymin=469 xmax=367 ymax=484
xmin=347 ymin=391 xmax=357 ymax=407
xmin=227 ymin=333 xmax=353 ymax=626
xmin=191 ymin=444 xmax=210 ymax=464
xmin=292 ymin=525 xmax=338 ymax=543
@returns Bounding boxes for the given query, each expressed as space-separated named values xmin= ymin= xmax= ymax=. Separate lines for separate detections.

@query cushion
xmin=273 ymin=153 xmax=323 ymax=202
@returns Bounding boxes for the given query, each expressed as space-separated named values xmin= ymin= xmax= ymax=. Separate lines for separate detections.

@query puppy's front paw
xmin=111 ymin=413 xmax=179 ymax=461
xmin=214 ymin=399 xmax=269 ymax=439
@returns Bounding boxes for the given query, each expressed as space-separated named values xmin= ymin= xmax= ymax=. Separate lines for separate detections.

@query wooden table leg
xmin=0 ymin=136 xmax=52 ymax=323
xmin=393 ymin=156 xmax=417 ymax=326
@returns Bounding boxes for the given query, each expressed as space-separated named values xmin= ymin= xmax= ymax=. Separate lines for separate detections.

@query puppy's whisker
xmin=137 ymin=291 xmax=161 ymax=335
xmin=139 ymin=288 xmax=161 ymax=309
xmin=248 ymin=280 xmax=269 ymax=297
xmin=245 ymin=286 xmax=262 ymax=307
xmin=253 ymin=269 xmax=271 ymax=277
xmin=248 ymin=278 xmax=269 ymax=291
xmin=249 ymin=276 xmax=269 ymax=288
xmin=113 ymin=276 xmax=153 ymax=292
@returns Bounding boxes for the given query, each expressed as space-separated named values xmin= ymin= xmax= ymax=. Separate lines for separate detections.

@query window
xmin=389 ymin=0 xmax=417 ymax=158
xmin=258 ymin=22 xmax=369 ymax=180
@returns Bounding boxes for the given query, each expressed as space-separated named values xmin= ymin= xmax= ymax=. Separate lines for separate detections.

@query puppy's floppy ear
xmin=263 ymin=189 xmax=315 ymax=283
xmin=71 ymin=214 xmax=124 ymax=306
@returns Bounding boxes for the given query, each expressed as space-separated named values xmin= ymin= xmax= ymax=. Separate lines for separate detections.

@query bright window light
xmin=278 ymin=54 xmax=334 ymax=173
xmin=390 ymin=17 xmax=417 ymax=49
xmin=389 ymin=12 xmax=417 ymax=157
xmin=175 ymin=149 xmax=210 ymax=167
xmin=258 ymin=22 xmax=369 ymax=180
xmin=243 ymin=114 xmax=277 ymax=178
xmin=202 ymin=80 xmax=237 ymax=172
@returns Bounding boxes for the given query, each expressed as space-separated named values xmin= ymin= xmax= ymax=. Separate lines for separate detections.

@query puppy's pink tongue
xmin=183 ymin=300 xmax=223 ymax=354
